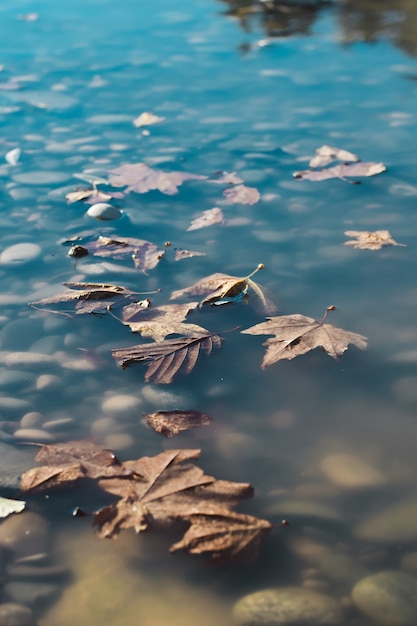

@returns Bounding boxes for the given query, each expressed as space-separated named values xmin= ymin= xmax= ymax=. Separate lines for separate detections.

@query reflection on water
xmin=219 ymin=0 xmax=417 ymax=55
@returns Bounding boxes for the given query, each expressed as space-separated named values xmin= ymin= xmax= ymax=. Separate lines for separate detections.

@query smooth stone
xmin=104 ymin=433 xmax=134 ymax=451
xmin=12 ymin=171 xmax=70 ymax=185
xmin=401 ymin=552 xmax=417 ymax=575
xmin=4 ymin=352 xmax=57 ymax=369
xmin=102 ymin=394 xmax=142 ymax=417
xmin=352 ymin=571 xmax=417 ymax=626
xmin=4 ymin=581 xmax=59 ymax=608
xmin=60 ymin=358 xmax=96 ymax=371
xmin=320 ymin=453 xmax=385 ymax=489
xmin=13 ymin=429 xmax=54 ymax=443
xmin=36 ymin=375 xmax=61 ymax=391
xmin=0 ymin=511 xmax=49 ymax=557
xmin=233 ymin=587 xmax=343 ymax=626
xmin=318 ymin=553 xmax=369 ymax=588
xmin=355 ymin=499 xmax=417 ymax=543
xmin=0 ymin=397 xmax=31 ymax=412
xmin=90 ymin=417 xmax=122 ymax=437
xmin=0 ymin=318 xmax=44 ymax=350
xmin=42 ymin=418 xmax=74 ymax=432
xmin=141 ymin=385 xmax=191 ymax=408
xmin=0 ymin=442 xmax=36 ymax=490
xmin=20 ymin=412 xmax=43 ymax=429
xmin=0 ymin=603 xmax=35 ymax=626
xmin=86 ymin=203 xmax=122 ymax=221
xmin=0 ymin=370 xmax=33 ymax=388
xmin=265 ymin=500 xmax=342 ymax=524
xmin=0 ymin=243 xmax=41 ymax=266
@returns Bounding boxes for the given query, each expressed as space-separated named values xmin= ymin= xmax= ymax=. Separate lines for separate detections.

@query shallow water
xmin=1 ymin=0 xmax=417 ymax=624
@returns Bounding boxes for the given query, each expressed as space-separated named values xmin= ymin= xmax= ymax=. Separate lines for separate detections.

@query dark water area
xmin=0 ymin=1 xmax=417 ymax=625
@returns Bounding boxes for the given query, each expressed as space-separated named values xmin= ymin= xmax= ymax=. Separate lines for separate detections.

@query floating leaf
xmin=65 ymin=188 xmax=114 ymax=204
xmin=108 ymin=162 xmax=207 ymax=196
xmin=344 ymin=230 xmax=406 ymax=250
xmin=187 ymin=207 xmax=224 ymax=231
xmin=111 ymin=333 xmax=223 ymax=384
xmin=30 ymin=282 xmax=136 ymax=315
xmin=174 ymin=249 xmax=206 ymax=261
xmin=293 ymin=162 xmax=386 ymax=182
xmin=223 ymin=184 xmax=260 ymax=205
xmin=146 ymin=410 xmax=213 ymax=438
xmin=133 ymin=112 xmax=165 ymax=128
xmin=208 ymin=171 xmax=244 ymax=185
xmin=5 ymin=147 xmax=21 ymax=165
xmin=0 ymin=496 xmax=25 ymax=519
xmin=85 ymin=236 xmax=165 ymax=270
xmin=20 ymin=440 xmax=132 ymax=493
xmin=170 ymin=264 xmax=268 ymax=309
xmin=120 ymin=301 xmax=203 ymax=341
xmin=309 ymin=145 xmax=359 ymax=168
xmin=242 ymin=306 xmax=367 ymax=367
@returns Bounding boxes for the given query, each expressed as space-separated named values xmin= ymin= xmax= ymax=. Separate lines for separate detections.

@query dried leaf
xmin=170 ymin=264 xmax=267 ymax=308
xmin=208 ymin=171 xmax=244 ymax=185
xmin=187 ymin=207 xmax=224 ymax=231
xmin=0 ymin=496 xmax=25 ymax=518
xmin=65 ymin=188 xmax=113 ymax=204
xmin=121 ymin=301 xmax=203 ymax=341
xmin=31 ymin=282 xmax=135 ymax=315
xmin=344 ymin=230 xmax=406 ymax=250
xmin=85 ymin=236 xmax=165 ymax=270
xmin=94 ymin=448 xmax=270 ymax=562
xmin=170 ymin=510 xmax=271 ymax=563
xmin=146 ymin=410 xmax=212 ymax=438
xmin=309 ymin=145 xmax=359 ymax=168
xmin=108 ymin=162 xmax=207 ymax=196
xmin=67 ymin=245 xmax=89 ymax=260
xmin=111 ymin=333 xmax=223 ymax=384
xmin=20 ymin=440 xmax=131 ymax=493
xmin=242 ymin=306 xmax=367 ymax=367
xmin=133 ymin=112 xmax=165 ymax=128
xmin=174 ymin=249 xmax=206 ymax=261
xmin=223 ymin=184 xmax=260 ymax=205
xmin=293 ymin=162 xmax=386 ymax=182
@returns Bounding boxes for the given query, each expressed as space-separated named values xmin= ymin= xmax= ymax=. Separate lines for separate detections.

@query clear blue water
xmin=1 ymin=0 xmax=417 ymax=624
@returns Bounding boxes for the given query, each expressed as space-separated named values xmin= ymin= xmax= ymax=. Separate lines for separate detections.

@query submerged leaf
xmin=146 ymin=410 xmax=213 ymax=438
xmin=344 ymin=230 xmax=406 ymax=250
xmin=30 ymin=282 xmax=135 ymax=315
xmin=111 ymin=333 xmax=223 ymax=384
xmin=187 ymin=207 xmax=224 ymax=231
xmin=108 ymin=162 xmax=207 ymax=196
xmin=242 ymin=306 xmax=367 ymax=367
xmin=174 ymin=249 xmax=206 ymax=261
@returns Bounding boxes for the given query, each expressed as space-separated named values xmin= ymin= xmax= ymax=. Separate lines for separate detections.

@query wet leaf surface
xmin=120 ymin=301 xmax=202 ymax=341
xmin=187 ymin=207 xmax=224 ymax=231
xmin=293 ymin=161 xmax=386 ymax=181
xmin=30 ymin=282 xmax=136 ymax=315
xmin=309 ymin=144 xmax=359 ymax=167
xmin=242 ymin=306 xmax=367 ymax=367
xmin=222 ymin=184 xmax=260 ymax=205
xmin=84 ymin=236 xmax=165 ymax=270
xmin=146 ymin=410 xmax=213 ymax=438
xmin=108 ymin=162 xmax=207 ymax=195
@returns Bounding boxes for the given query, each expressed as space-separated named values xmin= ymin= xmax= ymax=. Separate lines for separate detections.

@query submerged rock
xmin=352 ymin=570 xmax=417 ymax=626
xmin=354 ymin=499 xmax=417 ymax=543
xmin=0 ymin=243 xmax=41 ymax=266
xmin=320 ymin=453 xmax=385 ymax=489
xmin=233 ymin=587 xmax=343 ymax=625
xmin=86 ymin=203 xmax=122 ymax=221
xmin=0 ymin=511 xmax=50 ymax=558
xmin=0 ymin=602 xmax=35 ymax=626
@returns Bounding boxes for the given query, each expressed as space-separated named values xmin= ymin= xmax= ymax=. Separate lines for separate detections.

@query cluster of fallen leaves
xmin=293 ymin=145 xmax=386 ymax=183
xmin=20 ymin=442 xmax=272 ymax=563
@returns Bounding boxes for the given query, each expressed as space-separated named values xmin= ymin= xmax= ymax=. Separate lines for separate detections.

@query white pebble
xmin=20 ymin=412 xmax=43 ymax=428
xmin=102 ymin=394 xmax=142 ymax=417
xmin=104 ymin=433 xmax=134 ymax=451
xmin=14 ymin=429 xmax=54 ymax=443
xmin=0 ymin=243 xmax=41 ymax=265
xmin=86 ymin=203 xmax=122 ymax=221
xmin=36 ymin=374 xmax=61 ymax=390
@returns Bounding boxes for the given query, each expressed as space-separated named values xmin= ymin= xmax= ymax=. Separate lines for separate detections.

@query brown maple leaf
xmin=108 ymin=162 xmax=207 ymax=196
xmin=30 ymin=282 xmax=136 ymax=315
xmin=94 ymin=448 xmax=271 ymax=562
xmin=120 ymin=302 xmax=204 ymax=341
xmin=84 ymin=236 xmax=165 ymax=271
xmin=241 ymin=306 xmax=367 ymax=367
xmin=174 ymin=248 xmax=206 ymax=261
xmin=111 ymin=333 xmax=222 ymax=384
xmin=146 ymin=410 xmax=212 ymax=438
xmin=223 ymin=184 xmax=260 ymax=205
xmin=65 ymin=188 xmax=113 ymax=204
xmin=170 ymin=510 xmax=272 ymax=564
xmin=20 ymin=440 xmax=132 ymax=493
xmin=344 ymin=230 xmax=406 ymax=250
